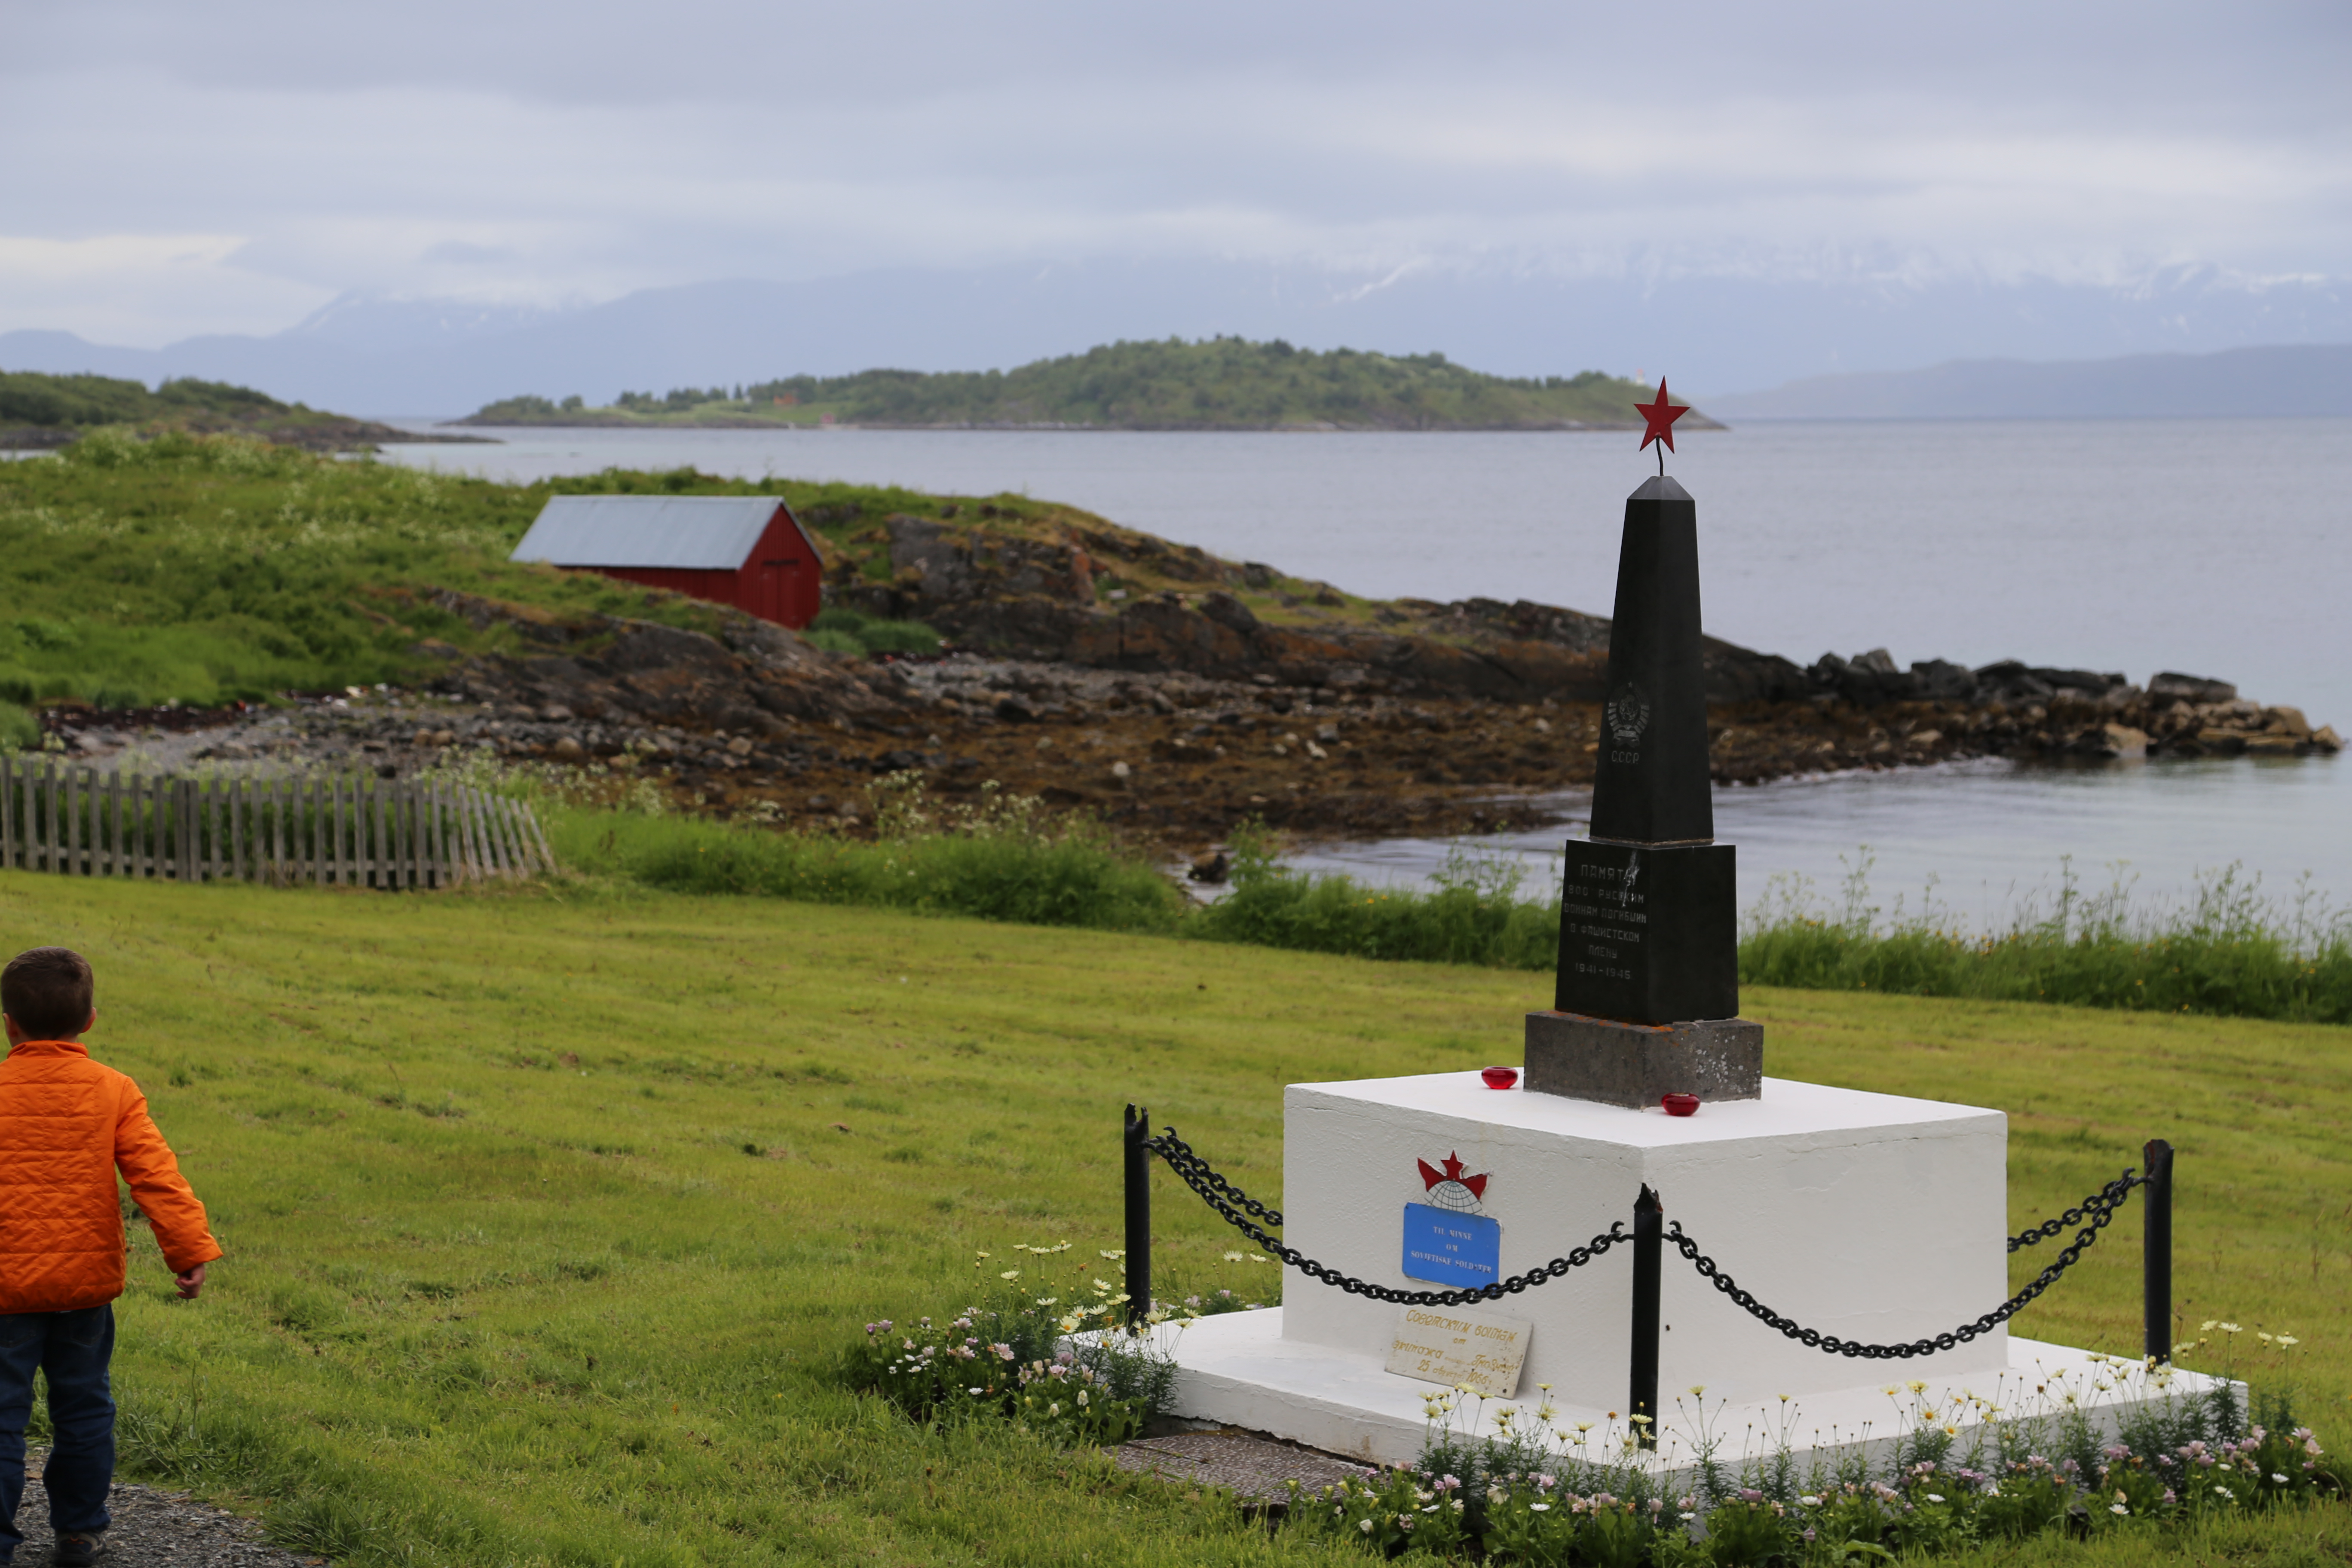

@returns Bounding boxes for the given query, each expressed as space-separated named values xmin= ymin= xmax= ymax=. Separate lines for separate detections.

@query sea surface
xmin=378 ymin=419 xmax=2352 ymax=924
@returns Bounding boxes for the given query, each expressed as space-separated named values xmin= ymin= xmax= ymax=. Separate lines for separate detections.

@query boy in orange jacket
xmin=0 ymin=947 xmax=221 ymax=1567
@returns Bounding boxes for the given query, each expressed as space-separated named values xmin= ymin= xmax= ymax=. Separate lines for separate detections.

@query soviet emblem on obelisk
xmin=1522 ymin=381 xmax=1764 ymax=1109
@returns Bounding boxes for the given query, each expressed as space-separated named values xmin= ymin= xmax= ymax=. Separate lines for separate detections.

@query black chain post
xmin=1630 ymin=1185 xmax=1662 ymax=1450
xmin=2144 ymin=1138 xmax=2174 ymax=1363
xmin=1124 ymin=1104 xmax=1152 ymax=1326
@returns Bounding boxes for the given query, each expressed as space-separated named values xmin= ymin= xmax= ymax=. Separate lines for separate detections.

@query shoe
xmin=51 ymin=1531 xmax=105 ymax=1567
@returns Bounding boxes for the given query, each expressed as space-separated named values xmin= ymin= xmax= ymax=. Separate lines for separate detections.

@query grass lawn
xmin=3 ymin=873 xmax=2346 ymax=1565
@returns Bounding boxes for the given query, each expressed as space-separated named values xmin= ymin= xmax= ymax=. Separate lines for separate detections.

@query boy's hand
xmin=174 ymin=1264 xmax=206 ymax=1300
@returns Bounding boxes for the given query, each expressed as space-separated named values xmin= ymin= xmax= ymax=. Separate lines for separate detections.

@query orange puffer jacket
xmin=0 ymin=1040 xmax=223 ymax=1313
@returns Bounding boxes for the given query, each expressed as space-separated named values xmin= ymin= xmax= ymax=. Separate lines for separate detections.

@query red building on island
xmin=509 ymin=495 xmax=824 ymax=629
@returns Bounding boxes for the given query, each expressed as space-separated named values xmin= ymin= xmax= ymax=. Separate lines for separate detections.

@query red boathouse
xmin=510 ymin=495 xmax=823 ymax=628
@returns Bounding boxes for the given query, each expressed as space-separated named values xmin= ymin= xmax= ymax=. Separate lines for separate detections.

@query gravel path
xmin=9 ymin=1466 xmax=320 ymax=1568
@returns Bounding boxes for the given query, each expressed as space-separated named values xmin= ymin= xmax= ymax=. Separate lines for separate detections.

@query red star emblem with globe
xmin=1416 ymin=1151 xmax=1490 ymax=1213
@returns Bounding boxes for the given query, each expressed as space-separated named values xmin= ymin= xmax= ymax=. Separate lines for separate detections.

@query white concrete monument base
xmin=1163 ymin=1308 xmax=2223 ymax=1473
xmin=1155 ymin=1070 xmax=2213 ymax=1471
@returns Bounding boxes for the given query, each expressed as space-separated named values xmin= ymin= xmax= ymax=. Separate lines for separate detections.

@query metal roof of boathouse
xmin=510 ymin=495 xmax=791 ymax=571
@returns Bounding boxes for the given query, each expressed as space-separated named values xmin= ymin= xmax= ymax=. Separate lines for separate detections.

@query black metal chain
xmin=1149 ymin=1128 xmax=1286 ymax=1229
xmin=1667 ymin=1167 xmax=2145 ymax=1360
xmin=2008 ymin=1171 xmax=2143 ymax=1252
xmin=1147 ymin=1126 xmax=1626 ymax=1308
xmin=1148 ymin=1124 xmax=2144 ymax=1337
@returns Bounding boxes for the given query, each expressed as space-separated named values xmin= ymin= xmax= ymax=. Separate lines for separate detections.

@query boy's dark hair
xmin=2 ymin=947 xmax=95 ymax=1039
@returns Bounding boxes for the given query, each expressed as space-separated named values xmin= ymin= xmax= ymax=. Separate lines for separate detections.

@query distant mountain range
xmin=3 ymin=261 xmax=2349 ymax=417
xmin=1706 ymin=343 xmax=2352 ymax=420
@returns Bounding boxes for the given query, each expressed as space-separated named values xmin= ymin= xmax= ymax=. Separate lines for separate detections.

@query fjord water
xmin=382 ymin=418 xmax=2352 ymax=922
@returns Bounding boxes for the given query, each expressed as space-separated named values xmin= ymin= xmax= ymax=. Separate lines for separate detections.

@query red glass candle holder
xmin=1661 ymin=1093 xmax=1700 ymax=1117
xmin=1481 ymin=1066 xmax=1519 ymax=1090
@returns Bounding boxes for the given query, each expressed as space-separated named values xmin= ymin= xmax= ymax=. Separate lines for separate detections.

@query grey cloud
xmin=4 ymin=0 xmax=2348 ymax=348
xmin=17 ymin=0 xmax=2350 ymax=114
xmin=419 ymin=242 xmax=519 ymax=267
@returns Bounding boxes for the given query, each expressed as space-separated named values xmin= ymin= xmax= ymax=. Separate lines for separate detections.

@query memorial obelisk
xmin=1523 ymin=383 xmax=1762 ymax=1108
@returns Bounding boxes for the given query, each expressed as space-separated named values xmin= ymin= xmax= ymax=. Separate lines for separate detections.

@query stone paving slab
xmin=1114 ymin=1428 xmax=1375 ymax=1501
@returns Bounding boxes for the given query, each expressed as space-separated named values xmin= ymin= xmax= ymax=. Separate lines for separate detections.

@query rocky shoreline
xmin=35 ymin=588 xmax=2339 ymax=857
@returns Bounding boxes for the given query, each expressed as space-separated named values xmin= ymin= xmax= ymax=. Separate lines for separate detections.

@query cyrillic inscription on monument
xmin=1562 ymin=851 xmax=1649 ymax=986
xmin=1384 ymin=1303 xmax=1531 ymax=1398
xmin=1400 ymin=1203 xmax=1503 ymax=1289
xmin=1553 ymin=839 xmax=1738 ymax=1026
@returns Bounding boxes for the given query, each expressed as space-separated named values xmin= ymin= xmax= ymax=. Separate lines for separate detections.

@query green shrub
xmin=840 ymin=1243 xmax=1173 ymax=1449
xmin=801 ymin=628 xmax=865 ymax=655
xmin=808 ymin=605 xmax=942 ymax=655
xmin=854 ymin=618 xmax=944 ymax=655
xmin=809 ymin=606 xmax=870 ymax=633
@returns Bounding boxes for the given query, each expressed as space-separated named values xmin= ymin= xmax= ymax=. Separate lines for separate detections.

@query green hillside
xmin=0 ymin=369 xmax=459 ymax=450
xmin=0 ymin=431 xmax=735 ymax=712
xmin=459 ymin=337 xmax=1718 ymax=432
xmin=0 ymin=428 xmax=1396 ymax=712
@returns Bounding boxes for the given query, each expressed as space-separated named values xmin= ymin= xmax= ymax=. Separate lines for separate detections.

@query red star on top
xmin=1635 ymin=379 xmax=1690 ymax=453
xmin=1416 ymin=1151 xmax=1490 ymax=1199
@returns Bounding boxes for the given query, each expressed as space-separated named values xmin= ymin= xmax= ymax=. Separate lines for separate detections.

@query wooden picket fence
xmin=0 ymin=756 xmax=554 ymax=888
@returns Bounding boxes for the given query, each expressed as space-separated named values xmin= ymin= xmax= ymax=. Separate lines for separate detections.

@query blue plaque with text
xmin=1400 ymin=1203 xmax=1502 ymax=1288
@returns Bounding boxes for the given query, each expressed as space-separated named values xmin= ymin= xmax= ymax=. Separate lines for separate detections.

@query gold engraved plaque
xmin=1383 ymin=1302 xmax=1532 ymax=1398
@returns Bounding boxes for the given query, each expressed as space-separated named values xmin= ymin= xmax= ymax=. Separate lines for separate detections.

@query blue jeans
xmin=0 ymin=1306 xmax=114 ymax=1559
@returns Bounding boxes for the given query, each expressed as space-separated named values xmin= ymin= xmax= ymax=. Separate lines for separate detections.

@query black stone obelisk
xmin=1523 ymin=474 xmax=1763 ymax=1108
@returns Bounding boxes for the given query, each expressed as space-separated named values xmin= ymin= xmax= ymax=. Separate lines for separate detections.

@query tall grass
xmin=1740 ymin=854 xmax=2352 ymax=1025
xmin=1187 ymin=829 xmax=1560 ymax=967
xmin=536 ymin=758 xmax=2352 ymax=1025
xmin=545 ymin=774 xmax=1183 ymax=934
xmin=542 ymin=779 xmax=1560 ymax=964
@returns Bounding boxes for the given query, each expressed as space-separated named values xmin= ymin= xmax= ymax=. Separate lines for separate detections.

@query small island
xmin=0 ymin=370 xmax=489 ymax=450
xmin=450 ymin=337 xmax=1724 ymax=433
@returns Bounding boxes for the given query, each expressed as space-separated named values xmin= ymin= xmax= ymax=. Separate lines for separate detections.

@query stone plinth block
xmin=1280 ymin=1072 xmax=2008 ymax=1414
xmin=1523 ymin=1010 xmax=1761 ymax=1109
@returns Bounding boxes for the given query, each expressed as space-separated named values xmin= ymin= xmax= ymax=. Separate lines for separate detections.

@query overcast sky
xmin=5 ymin=0 xmax=2349 ymax=348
